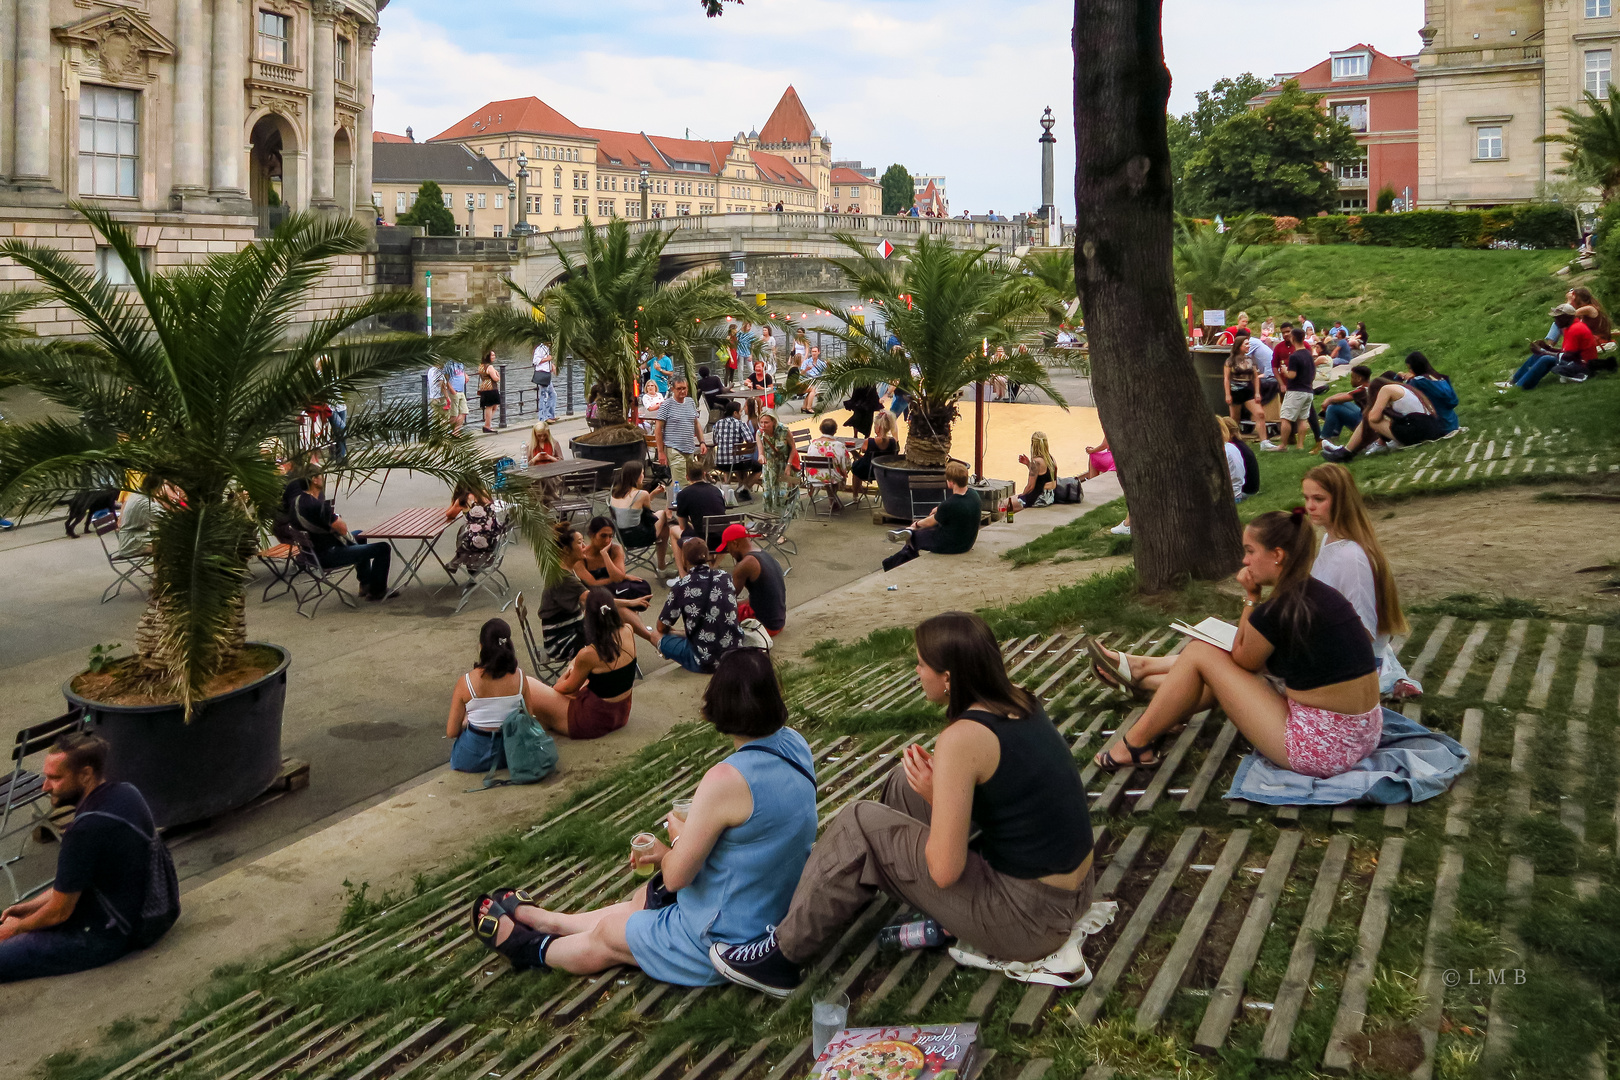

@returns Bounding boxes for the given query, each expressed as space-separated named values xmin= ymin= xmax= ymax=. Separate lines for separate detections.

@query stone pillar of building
xmin=209 ymin=0 xmax=247 ymax=201
xmin=171 ymin=0 xmax=211 ymax=202
xmin=12 ymin=0 xmax=56 ymax=187
xmin=309 ymin=0 xmax=339 ymax=209
xmin=354 ymin=22 xmax=378 ymax=222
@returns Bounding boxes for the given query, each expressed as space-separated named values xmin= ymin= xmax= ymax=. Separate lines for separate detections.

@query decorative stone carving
xmin=252 ymin=91 xmax=304 ymax=121
xmin=54 ymin=7 xmax=175 ymax=85
xmin=311 ymin=0 xmax=342 ymax=22
xmin=358 ymin=23 xmax=380 ymax=47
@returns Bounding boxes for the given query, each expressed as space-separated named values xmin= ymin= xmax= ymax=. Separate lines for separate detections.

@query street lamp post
xmin=512 ymin=151 xmax=534 ymax=238
xmin=640 ymin=164 xmax=650 ymax=221
xmin=1038 ymin=106 xmax=1058 ymax=246
xmin=508 ymin=179 xmax=516 ymax=237
xmin=465 ymin=192 xmax=475 ymax=238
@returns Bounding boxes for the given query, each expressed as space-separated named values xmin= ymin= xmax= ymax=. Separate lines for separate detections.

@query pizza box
xmin=809 ymin=1023 xmax=978 ymax=1080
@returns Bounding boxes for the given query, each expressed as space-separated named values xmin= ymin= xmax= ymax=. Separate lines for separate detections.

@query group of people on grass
xmin=1499 ymin=287 xmax=1616 ymax=391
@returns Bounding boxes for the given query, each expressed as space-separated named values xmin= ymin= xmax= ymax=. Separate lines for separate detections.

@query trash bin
xmin=1191 ymin=345 xmax=1232 ymax=418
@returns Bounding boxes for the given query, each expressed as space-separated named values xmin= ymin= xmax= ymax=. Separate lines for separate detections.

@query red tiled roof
xmin=648 ymin=135 xmax=731 ymax=173
xmin=1261 ymin=44 xmax=1416 ymax=94
xmin=585 ymin=128 xmax=661 ymax=171
xmin=751 ymin=150 xmax=813 ymax=188
xmin=758 ymin=86 xmax=815 ymax=146
xmin=429 ymin=97 xmax=588 ymax=142
xmin=830 ymin=167 xmax=875 ymax=186
xmin=373 ymin=131 xmax=412 ymax=143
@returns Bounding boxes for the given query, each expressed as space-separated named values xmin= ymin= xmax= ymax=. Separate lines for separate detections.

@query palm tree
xmin=1539 ymin=87 xmax=1620 ymax=200
xmin=1019 ymin=247 xmax=1078 ymax=318
xmin=0 ymin=289 xmax=46 ymax=392
xmin=786 ymin=234 xmax=1061 ymax=467
xmin=1172 ymin=214 xmax=1285 ymax=316
xmin=454 ymin=219 xmax=747 ymax=437
xmin=0 ymin=209 xmax=498 ymax=708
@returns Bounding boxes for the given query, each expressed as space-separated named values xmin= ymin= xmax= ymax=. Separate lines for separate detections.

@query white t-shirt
xmin=531 ymin=344 xmax=552 ymax=373
xmin=1245 ymin=338 xmax=1274 ymax=378
xmin=1313 ymin=536 xmax=1380 ymax=646
xmin=1223 ymin=442 xmax=1245 ymax=500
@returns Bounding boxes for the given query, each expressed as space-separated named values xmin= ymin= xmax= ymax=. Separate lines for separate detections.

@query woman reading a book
xmin=1090 ymin=509 xmax=1381 ymax=779
xmin=708 ymin=611 xmax=1096 ymax=997
xmin=466 ymin=649 xmax=817 ymax=983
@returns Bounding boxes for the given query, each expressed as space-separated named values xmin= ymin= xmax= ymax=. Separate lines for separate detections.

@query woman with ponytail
xmin=446 ymin=618 xmax=558 ymax=772
xmin=525 ymin=585 xmax=642 ymax=740
xmin=1091 ymin=508 xmax=1382 ymax=779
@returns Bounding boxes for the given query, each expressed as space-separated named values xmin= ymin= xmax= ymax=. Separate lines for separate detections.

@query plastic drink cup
xmin=630 ymin=832 xmax=658 ymax=878
xmin=671 ymin=798 xmax=693 ymax=822
xmin=811 ymin=992 xmax=849 ymax=1058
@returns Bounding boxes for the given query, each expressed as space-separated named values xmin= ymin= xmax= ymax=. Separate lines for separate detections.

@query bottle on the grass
xmin=877 ymin=915 xmax=950 ymax=950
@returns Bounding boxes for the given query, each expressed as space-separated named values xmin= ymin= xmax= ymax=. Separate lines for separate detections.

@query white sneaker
xmin=1494 ymin=381 xmax=1513 ymax=389
xmin=1109 ymin=522 xmax=1131 ymax=536
xmin=1560 ymin=373 xmax=1589 ymax=383
xmin=1321 ymin=440 xmax=1342 ymax=454
xmin=1363 ymin=441 xmax=1389 ymax=456
xmin=1259 ymin=440 xmax=1278 ymax=450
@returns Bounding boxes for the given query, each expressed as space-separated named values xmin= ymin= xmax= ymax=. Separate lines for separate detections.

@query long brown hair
xmin=914 ymin=611 xmax=1034 ymax=721
xmin=613 ymin=460 xmax=645 ymax=499
xmin=1247 ymin=509 xmax=1318 ymax=637
xmin=1304 ymin=463 xmax=1408 ymax=637
xmin=1571 ymin=286 xmax=1612 ymax=339
xmin=582 ymin=586 xmax=624 ymax=664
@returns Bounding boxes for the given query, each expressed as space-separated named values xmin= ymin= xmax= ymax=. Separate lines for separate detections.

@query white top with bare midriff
xmin=464 ymin=670 xmax=525 ymax=731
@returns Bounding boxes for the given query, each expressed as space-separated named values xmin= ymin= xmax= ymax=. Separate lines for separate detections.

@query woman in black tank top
xmin=526 ymin=586 xmax=639 ymax=741
xmin=709 ymin=612 xmax=1098 ymax=998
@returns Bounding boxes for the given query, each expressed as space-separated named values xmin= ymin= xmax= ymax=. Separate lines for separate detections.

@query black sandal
xmin=470 ymin=892 xmax=557 ymax=971
xmin=1092 ymin=737 xmax=1160 ymax=773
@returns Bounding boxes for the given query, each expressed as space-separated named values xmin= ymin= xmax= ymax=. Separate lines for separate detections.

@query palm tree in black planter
xmin=786 ymin=234 xmax=1061 ymax=512
xmin=0 ymin=209 xmax=499 ymax=826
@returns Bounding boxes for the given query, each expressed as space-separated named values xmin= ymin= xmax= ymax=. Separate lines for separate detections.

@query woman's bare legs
xmin=527 ymin=681 xmax=574 ymax=735
xmin=1098 ymin=641 xmax=1290 ymax=767
xmin=486 ymin=889 xmax=645 ymax=975
xmin=1245 ymin=396 xmax=1267 ymax=437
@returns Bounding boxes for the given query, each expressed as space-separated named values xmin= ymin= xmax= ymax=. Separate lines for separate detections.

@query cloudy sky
xmin=373 ymin=0 xmax=1418 ymax=218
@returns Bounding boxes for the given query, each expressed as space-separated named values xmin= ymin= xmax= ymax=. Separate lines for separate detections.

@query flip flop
xmin=1083 ymin=635 xmax=1149 ymax=700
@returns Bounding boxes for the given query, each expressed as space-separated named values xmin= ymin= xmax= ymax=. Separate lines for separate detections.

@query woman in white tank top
xmin=447 ymin=618 xmax=552 ymax=773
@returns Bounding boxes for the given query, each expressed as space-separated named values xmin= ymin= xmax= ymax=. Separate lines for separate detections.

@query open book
xmin=1171 ymin=616 xmax=1240 ymax=652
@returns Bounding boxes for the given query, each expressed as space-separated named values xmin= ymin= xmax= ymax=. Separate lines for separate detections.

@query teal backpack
xmin=479 ymin=681 xmax=558 ymax=789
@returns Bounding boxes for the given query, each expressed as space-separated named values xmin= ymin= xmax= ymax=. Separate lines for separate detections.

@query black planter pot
xmin=570 ymin=432 xmax=646 ymax=473
xmin=1191 ymin=346 xmax=1233 ymax=418
xmin=872 ymin=454 xmax=958 ymax=520
xmin=63 ymin=643 xmax=290 ymax=829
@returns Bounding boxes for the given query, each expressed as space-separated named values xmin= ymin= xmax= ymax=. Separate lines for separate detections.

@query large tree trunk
xmin=1072 ymin=0 xmax=1243 ymax=590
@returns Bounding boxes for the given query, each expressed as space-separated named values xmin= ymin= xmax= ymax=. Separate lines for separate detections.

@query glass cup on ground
xmin=811 ymin=991 xmax=849 ymax=1059
xmin=671 ymin=798 xmax=693 ymax=822
xmin=630 ymin=832 xmax=658 ymax=878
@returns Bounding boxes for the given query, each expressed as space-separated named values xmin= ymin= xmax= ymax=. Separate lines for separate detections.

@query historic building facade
xmin=372 ymin=138 xmax=509 ymax=237
xmin=0 ymin=0 xmax=383 ymax=334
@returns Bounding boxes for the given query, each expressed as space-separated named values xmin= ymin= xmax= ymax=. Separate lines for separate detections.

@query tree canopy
xmin=1168 ymin=73 xmax=1268 ymax=215
xmin=1182 ymin=82 xmax=1361 ymax=219
xmin=1540 ymin=86 xmax=1620 ymax=200
xmin=880 ymin=164 xmax=915 ymax=216
xmin=398 ymin=180 xmax=456 ymax=235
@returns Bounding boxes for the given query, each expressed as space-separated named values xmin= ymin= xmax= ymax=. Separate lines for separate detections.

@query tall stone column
xmin=209 ymin=0 xmax=246 ymax=198
xmin=309 ymin=0 xmax=338 ymax=209
xmin=172 ymin=0 xmax=210 ymax=199
xmin=13 ymin=0 xmax=55 ymax=186
xmin=354 ymin=23 xmax=377 ymax=221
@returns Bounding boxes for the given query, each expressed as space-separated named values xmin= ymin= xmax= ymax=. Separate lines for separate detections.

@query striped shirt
xmin=660 ymin=396 xmax=702 ymax=454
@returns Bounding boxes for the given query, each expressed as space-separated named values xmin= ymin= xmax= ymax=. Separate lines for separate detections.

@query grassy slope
xmin=1009 ymin=245 xmax=1620 ymax=565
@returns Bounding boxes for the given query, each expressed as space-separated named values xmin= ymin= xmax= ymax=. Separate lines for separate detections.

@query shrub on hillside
xmin=1300 ymin=204 xmax=1577 ymax=249
xmin=1352 ymin=210 xmax=1489 ymax=247
xmin=1595 ymin=199 xmax=1620 ymax=247
xmin=1497 ymin=204 xmax=1579 ymax=248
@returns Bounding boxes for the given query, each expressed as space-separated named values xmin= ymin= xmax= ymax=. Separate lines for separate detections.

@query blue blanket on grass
xmin=1224 ymin=709 xmax=1468 ymax=806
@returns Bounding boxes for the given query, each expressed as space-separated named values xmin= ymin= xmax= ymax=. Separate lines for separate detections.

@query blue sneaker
xmin=0 ymin=519 xmax=14 ymax=530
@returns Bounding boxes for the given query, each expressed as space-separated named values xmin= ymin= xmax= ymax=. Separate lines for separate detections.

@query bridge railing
xmin=522 ymin=213 xmax=1034 ymax=253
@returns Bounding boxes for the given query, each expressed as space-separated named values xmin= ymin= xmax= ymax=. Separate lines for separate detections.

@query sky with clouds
xmin=373 ymin=0 xmax=1419 ymax=219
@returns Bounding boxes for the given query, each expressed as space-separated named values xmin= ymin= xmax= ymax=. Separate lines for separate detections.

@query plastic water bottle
xmin=877 ymin=916 xmax=948 ymax=950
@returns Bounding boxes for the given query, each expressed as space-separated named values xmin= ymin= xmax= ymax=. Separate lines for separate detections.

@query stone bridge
xmin=510 ymin=212 xmax=1038 ymax=292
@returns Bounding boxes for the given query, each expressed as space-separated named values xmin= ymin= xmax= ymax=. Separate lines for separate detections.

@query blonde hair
xmin=1303 ymin=463 xmax=1408 ymax=637
xmin=526 ymin=421 xmax=555 ymax=461
xmin=1216 ymin=415 xmax=1242 ymax=442
xmin=1030 ymin=432 xmax=1056 ymax=480
xmin=872 ymin=410 xmax=897 ymax=439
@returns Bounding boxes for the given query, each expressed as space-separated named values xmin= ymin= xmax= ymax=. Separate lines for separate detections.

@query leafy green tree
xmin=398 ymin=180 xmax=456 ymax=235
xmin=1173 ymin=214 xmax=1285 ymax=314
xmin=1170 ymin=73 xmax=1268 ymax=214
xmin=1183 ymin=81 xmax=1361 ymax=218
xmin=0 ymin=210 xmax=499 ymax=705
xmin=785 ymin=234 xmax=1062 ymax=466
xmin=1376 ymin=185 xmax=1397 ymax=213
xmin=880 ymin=164 xmax=915 ymax=216
xmin=453 ymin=219 xmax=747 ymax=433
xmin=1539 ymin=86 xmax=1620 ymax=200
xmin=0 ymin=290 xmax=44 ymax=391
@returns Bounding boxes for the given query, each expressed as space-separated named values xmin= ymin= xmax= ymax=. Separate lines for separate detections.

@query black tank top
xmin=587 ymin=658 xmax=637 ymax=698
xmin=742 ymin=550 xmax=786 ymax=631
xmin=961 ymin=705 xmax=1093 ymax=879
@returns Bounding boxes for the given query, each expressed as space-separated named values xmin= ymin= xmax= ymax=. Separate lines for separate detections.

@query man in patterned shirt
xmin=711 ymin=400 xmax=759 ymax=492
xmin=644 ymin=538 xmax=742 ymax=673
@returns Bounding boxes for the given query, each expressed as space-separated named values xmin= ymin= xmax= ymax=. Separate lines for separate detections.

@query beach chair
xmin=1 ymin=709 xmax=85 ymax=903
xmin=92 ymin=511 xmax=153 ymax=604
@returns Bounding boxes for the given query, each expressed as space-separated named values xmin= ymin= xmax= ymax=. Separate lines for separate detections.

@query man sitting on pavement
xmin=0 ymin=733 xmax=177 ymax=982
xmin=640 ymin=537 xmax=743 ymax=673
xmin=719 ymin=523 xmax=786 ymax=636
xmin=657 ymin=470 xmax=729 ymax=586
xmin=882 ymin=461 xmax=981 ymax=571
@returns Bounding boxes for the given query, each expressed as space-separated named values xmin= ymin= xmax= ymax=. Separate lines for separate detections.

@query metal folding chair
xmin=745 ymin=489 xmax=800 ymax=573
xmin=908 ymin=473 xmax=948 ymax=522
xmin=1 ymin=709 xmax=85 ymax=903
xmin=447 ymin=523 xmax=513 ymax=615
xmin=256 ymin=537 xmax=300 ymax=603
xmin=93 ymin=511 xmax=152 ymax=604
xmin=277 ymin=524 xmax=362 ymax=618
xmin=800 ymin=454 xmax=846 ymax=516
xmin=512 ymin=592 xmax=575 ymax=683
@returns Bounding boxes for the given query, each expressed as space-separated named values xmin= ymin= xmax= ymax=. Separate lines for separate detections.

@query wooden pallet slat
xmin=1321 ymin=836 xmax=1407 ymax=1074
xmin=1179 ymin=721 xmax=1239 ymax=813
xmin=1134 ymin=829 xmax=1251 ymax=1031
xmin=1259 ymin=834 xmax=1352 ymax=1061
xmin=1410 ymin=847 xmax=1464 ymax=1080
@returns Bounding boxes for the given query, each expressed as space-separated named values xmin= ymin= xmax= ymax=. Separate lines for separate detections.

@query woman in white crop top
xmin=447 ymin=618 xmax=555 ymax=772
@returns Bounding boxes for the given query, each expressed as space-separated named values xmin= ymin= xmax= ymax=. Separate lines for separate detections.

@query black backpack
xmin=77 ymin=809 xmax=181 ymax=948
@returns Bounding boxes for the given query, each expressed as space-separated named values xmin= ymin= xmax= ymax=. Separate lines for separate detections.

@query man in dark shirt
xmin=719 ymin=523 xmax=787 ymax=635
xmin=0 ymin=733 xmax=173 ymax=982
xmin=695 ymin=365 xmax=728 ymax=424
xmin=643 ymin=538 xmax=743 ymax=673
xmin=1271 ymin=328 xmax=1319 ymax=452
xmin=882 ymin=462 xmax=981 ymax=571
xmin=1319 ymin=364 xmax=1372 ymax=442
xmin=659 ymin=474 xmax=728 ymax=585
xmin=288 ymin=474 xmax=393 ymax=600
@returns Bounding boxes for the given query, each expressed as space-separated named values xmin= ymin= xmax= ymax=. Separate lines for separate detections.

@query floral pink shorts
xmin=1284 ymin=700 xmax=1382 ymax=779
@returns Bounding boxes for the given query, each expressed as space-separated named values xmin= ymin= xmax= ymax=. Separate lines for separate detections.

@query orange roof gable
xmin=430 ymin=97 xmax=588 ymax=142
xmin=373 ymin=131 xmax=412 ymax=143
xmin=1267 ymin=44 xmax=1416 ymax=93
xmin=830 ymin=166 xmax=874 ymax=186
xmin=758 ymin=86 xmax=815 ymax=146
xmin=752 ymin=150 xmax=812 ymax=188
xmin=585 ymin=128 xmax=661 ymax=170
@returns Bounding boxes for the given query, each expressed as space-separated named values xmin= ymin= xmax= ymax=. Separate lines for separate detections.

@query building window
xmin=78 ymin=86 xmax=139 ymax=198
xmin=1333 ymin=102 xmax=1369 ymax=133
xmin=1589 ymin=0 xmax=1611 ymax=16
xmin=677 ymin=203 xmax=691 ymax=215
xmin=1337 ymin=156 xmax=1369 ymax=180
xmin=370 ymin=191 xmax=380 ymax=209
xmin=1587 ymin=49 xmax=1613 ymax=95
xmin=1476 ymin=125 xmax=1505 ymax=159
xmin=1331 ymin=53 xmax=1369 ymax=79
xmin=573 ymin=197 xmax=587 ymax=215
xmin=652 ymin=202 xmax=666 ymax=217
xmin=1338 ymin=196 xmax=1369 ymax=211
xmin=336 ymin=36 xmax=350 ymax=82
xmin=257 ymin=11 xmax=291 ymax=64
xmin=95 ymin=245 xmax=149 ymax=285
xmin=553 ymin=195 xmax=562 ymax=215
xmin=476 ymin=192 xmax=487 ymax=209
xmin=554 ymin=167 xmax=563 ymax=189
xmin=493 ymin=225 xmax=503 ymax=238
xmin=598 ymin=198 xmax=614 ymax=217
xmin=494 ymin=193 xmax=504 ymax=209
xmin=396 ymin=192 xmax=407 ymax=213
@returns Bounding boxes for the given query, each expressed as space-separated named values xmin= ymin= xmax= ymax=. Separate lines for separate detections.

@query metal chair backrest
xmin=93 ymin=512 xmax=121 ymax=558
xmin=792 ymin=429 xmax=812 ymax=450
xmin=10 ymin=710 xmax=85 ymax=768
xmin=908 ymin=473 xmax=947 ymax=520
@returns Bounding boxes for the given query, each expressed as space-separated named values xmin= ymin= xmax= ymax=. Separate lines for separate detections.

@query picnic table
xmin=364 ymin=506 xmax=455 ymax=593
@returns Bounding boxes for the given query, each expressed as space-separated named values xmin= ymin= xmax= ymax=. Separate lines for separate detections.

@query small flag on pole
xmin=878 ymin=239 xmax=894 ymax=259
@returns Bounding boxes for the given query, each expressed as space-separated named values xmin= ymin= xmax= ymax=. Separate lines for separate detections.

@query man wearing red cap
xmin=719 ymin=523 xmax=786 ymax=636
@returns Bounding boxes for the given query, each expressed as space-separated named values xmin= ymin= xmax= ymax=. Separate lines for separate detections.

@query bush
xmin=1300 ymin=215 xmax=1353 ymax=244
xmin=1497 ymin=204 xmax=1578 ymax=248
xmin=1594 ymin=199 xmax=1620 ymax=247
xmin=1376 ymin=185 xmax=1396 ymax=213
xmin=1353 ymin=210 xmax=1489 ymax=247
xmin=1300 ymin=205 xmax=1576 ymax=249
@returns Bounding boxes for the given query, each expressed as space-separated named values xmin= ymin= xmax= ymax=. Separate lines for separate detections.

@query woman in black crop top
xmin=1093 ymin=509 xmax=1381 ymax=781
xmin=710 ymin=612 xmax=1096 ymax=998
xmin=527 ymin=586 xmax=639 ymax=741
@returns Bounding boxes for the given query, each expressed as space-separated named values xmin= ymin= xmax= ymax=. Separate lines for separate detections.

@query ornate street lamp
xmin=512 ymin=151 xmax=535 ymax=237
xmin=640 ymin=163 xmax=650 ymax=220
xmin=507 ymin=179 xmax=516 ymax=237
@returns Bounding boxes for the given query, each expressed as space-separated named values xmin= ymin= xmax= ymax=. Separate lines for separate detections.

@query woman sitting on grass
xmin=527 ymin=586 xmax=641 ymax=740
xmin=1320 ymin=376 xmax=1447 ymax=462
xmin=1087 ymin=509 xmax=1381 ymax=779
xmin=468 ymin=649 xmax=816 ymax=983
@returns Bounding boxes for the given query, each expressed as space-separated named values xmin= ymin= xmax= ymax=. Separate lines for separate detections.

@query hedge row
xmin=1293 ymin=205 xmax=1578 ymax=249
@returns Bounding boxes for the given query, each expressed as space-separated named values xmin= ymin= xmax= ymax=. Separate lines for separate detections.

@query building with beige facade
xmin=1416 ymin=0 xmax=1616 ymax=207
xmin=427 ymin=85 xmax=863 ymax=231
xmin=372 ymin=138 xmax=509 ymax=237
xmin=0 ymin=0 xmax=384 ymax=333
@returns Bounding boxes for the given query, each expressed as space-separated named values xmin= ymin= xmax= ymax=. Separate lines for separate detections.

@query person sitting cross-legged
xmin=0 ymin=733 xmax=177 ymax=982
xmin=644 ymin=538 xmax=743 ymax=674
xmin=467 ymin=649 xmax=816 ymax=984
xmin=709 ymin=611 xmax=1095 ymax=997
xmin=883 ymin=461 xmax=981 ymax=571
xmin=1087 ymin=509 xmax=1382 ymax=780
